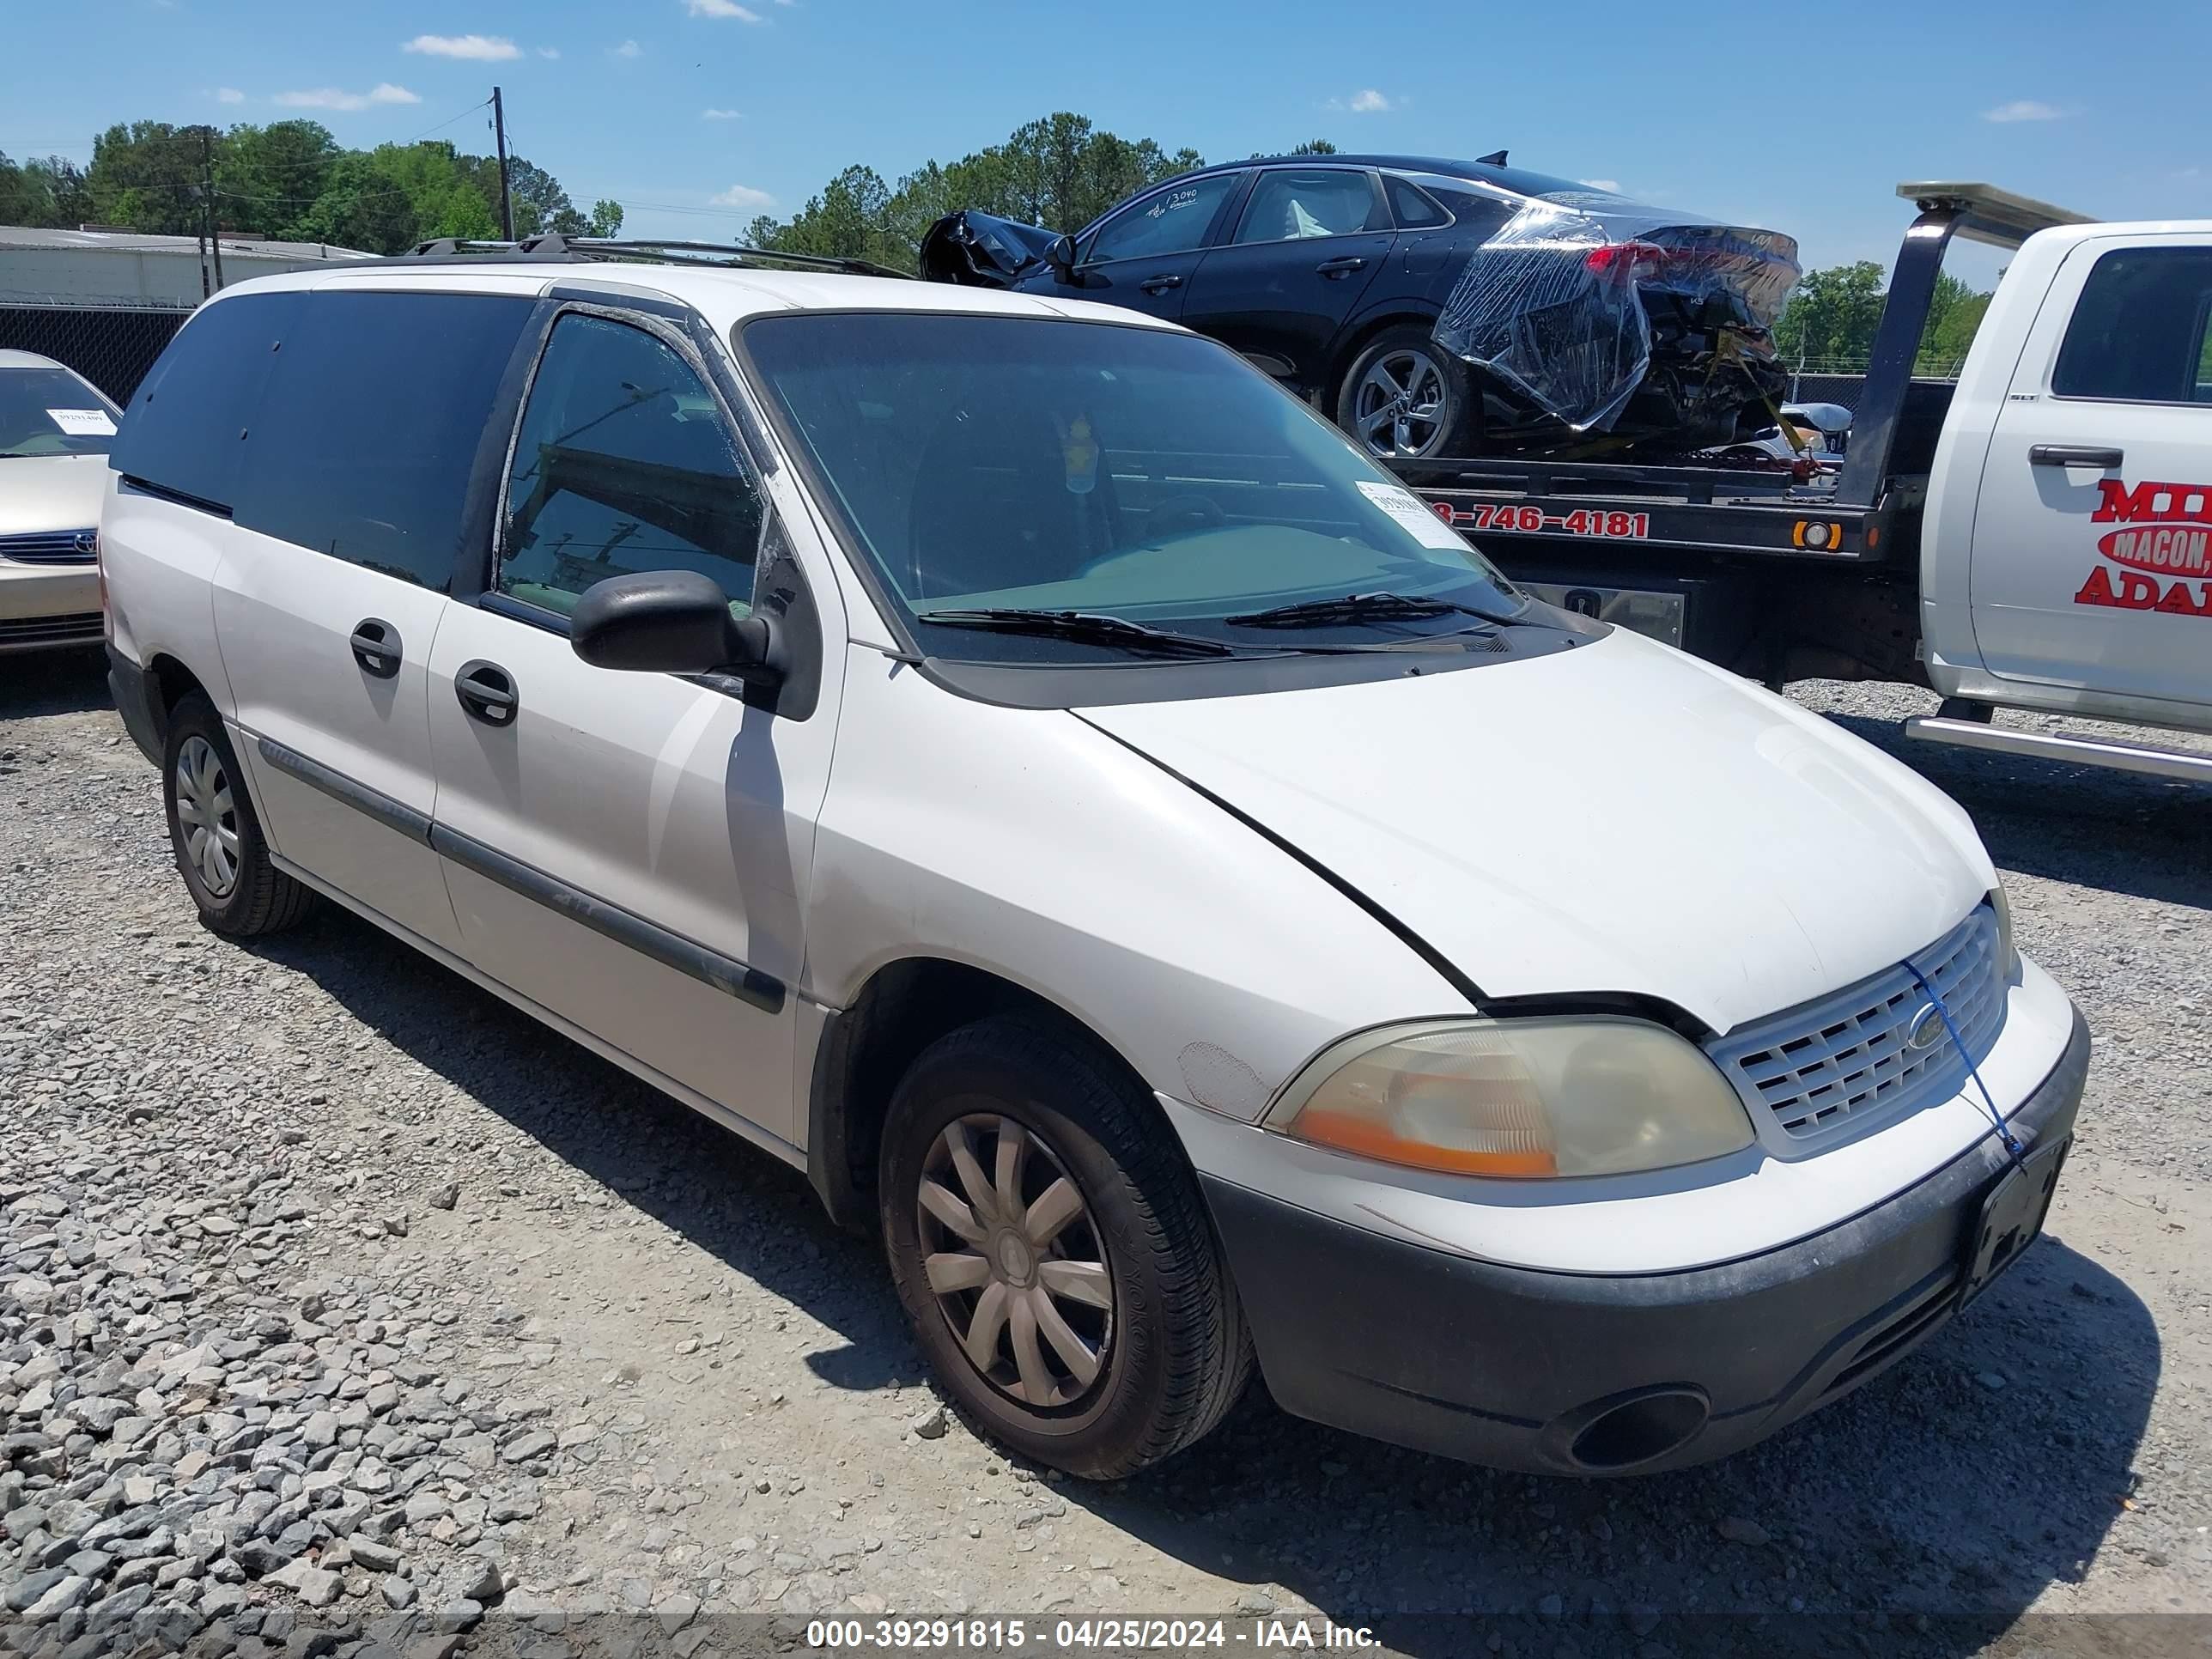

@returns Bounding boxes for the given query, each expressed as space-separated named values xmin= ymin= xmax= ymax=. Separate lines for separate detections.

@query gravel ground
xmin=3 ymin=649 xmax=2209 ymax=1659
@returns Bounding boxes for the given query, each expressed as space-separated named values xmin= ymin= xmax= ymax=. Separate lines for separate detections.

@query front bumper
xmin=1201 ymin=1006 xmax=2089 ymax=1474
xmin=0 ymin=562 xmax=101 ymax=654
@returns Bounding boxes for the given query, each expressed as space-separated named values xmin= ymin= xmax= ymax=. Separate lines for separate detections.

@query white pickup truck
xmin=1398 ymin=184 xmax=2212 ymax=785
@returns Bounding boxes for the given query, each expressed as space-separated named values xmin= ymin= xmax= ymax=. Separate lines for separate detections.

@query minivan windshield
xmin=0 ymin=368 xmax=118 ymax=459
xmin=741 ymin=313 xmax=1533 ymax=663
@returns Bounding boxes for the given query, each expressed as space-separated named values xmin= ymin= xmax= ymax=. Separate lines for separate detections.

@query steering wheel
xmin=1141 ymin=493 xmax=1229 ymax=544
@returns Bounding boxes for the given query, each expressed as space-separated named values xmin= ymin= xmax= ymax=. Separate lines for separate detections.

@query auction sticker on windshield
xmin=1355 ymin=479 xmax=1477 ymax=551
xmin=47 ymin=408 xmax=116 ymax=437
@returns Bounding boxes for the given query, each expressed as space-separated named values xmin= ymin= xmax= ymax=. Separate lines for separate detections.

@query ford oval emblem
xmin=1905 ymin=1004 xmax=1948 ymax=1054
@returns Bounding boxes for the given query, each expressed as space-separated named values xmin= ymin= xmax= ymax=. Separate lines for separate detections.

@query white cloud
xmin=216 ymin=87 xmax=246 ymax=105
xmin=686 ymin=0 xmax=764 ymax=18
xmin=1983 ymin=99 xmax=2069 ymax=123
xmin=701 ymin=107 xmax=743 ymax=119
xmin=1346 ymin=88 xmax=1392 ymax=112
xmin=403 ymin=33 xmax=521 ymax=60
xmin=711 ymin=183 xmax=775 ymax=208
xmin=538 ymin=46 xmax=561 ymax=58
xmin=1578 ymin=178 xmax=1622 ymax=193
xmin=273 ymin=83 xmax=422 ymax=111
xmin=613 ymin=39 xmax=642 ymax=57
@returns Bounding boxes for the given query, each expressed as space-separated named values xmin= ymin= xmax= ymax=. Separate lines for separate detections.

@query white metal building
xmin=0 ymin=225 xmax=370 ymax=307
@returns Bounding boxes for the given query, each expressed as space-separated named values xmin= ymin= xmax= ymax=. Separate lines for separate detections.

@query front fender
xmin=804 ymin=647 xmax=1472 ymax=1116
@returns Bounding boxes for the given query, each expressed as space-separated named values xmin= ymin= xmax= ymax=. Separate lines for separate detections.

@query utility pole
xmin=491 ymin=86 xmax=514 ymax=241
xmin=198 ymin=126 xmax=224 ymax=293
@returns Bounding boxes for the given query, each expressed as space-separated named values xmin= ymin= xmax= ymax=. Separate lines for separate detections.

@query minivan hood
xmin=1077 ymin=629 xmax=1992 ymax=1036
xmin=0 ymin=454 xmax=108 ymax=536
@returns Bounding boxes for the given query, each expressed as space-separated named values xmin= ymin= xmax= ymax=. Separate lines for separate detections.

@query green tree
xmin=750 ymin=112 xmax=1205 ymax=271
xmin=214 ymin=121 xmax=340 ymax=239
xmin=1291 ymin=139 xmax=1340 ymax=155
xmin=0 ymin=152 xmax=92 ymax=228
xmin=470 ymin=155 xmax=623 ymax=240
xmin=1773 ymin=261 xmax=1887 ymax=367
xmin=86 ymin=122 xmax=207 ymax=235
xmin=1917 ymin=271 xmax=1992 ymax=373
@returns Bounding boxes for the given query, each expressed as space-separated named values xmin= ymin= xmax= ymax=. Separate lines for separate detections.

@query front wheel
xmin=880 ymin=1018 xmax=1252 ymax=1478
xmin=1334 ymin=325 xmax=1479 ymax=461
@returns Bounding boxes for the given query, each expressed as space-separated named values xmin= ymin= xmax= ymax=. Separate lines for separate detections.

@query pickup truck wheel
xmin=162 ymin=694 xmax=314 ymax=937
xmin=880 ymin=1018 xmax=1253 ymax=1479
xmin=1335 ymin=325 xmax=1477 ymax=461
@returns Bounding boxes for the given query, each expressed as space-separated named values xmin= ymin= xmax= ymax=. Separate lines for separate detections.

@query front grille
xmin=1707 ymin=906 xmax=2007 ymax=1147
xmin=0 ymin=612 xmax=104 ymax=648
xmin=0 ymin=529 xmax=97 ymax=566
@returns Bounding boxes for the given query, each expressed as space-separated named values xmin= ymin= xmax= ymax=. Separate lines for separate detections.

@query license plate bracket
xmin=1960 ymin=1134 xmax=2069 ymax=1308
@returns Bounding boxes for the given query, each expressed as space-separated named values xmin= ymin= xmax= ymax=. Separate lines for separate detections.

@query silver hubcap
xmin=173 ymin=735 xmax=240 ymax=899
xmin=917 ymin=1115 xmax=1113 ymax=1409
xmin=1354 ymin=347 xmax=1450 ymax=457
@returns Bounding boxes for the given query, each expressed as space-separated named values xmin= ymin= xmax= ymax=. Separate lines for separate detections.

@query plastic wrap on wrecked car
xmin=1431 ymin=195 xmax=1801 ymax=433
xmin=919 ymin=210 xmax=1064 ymax=288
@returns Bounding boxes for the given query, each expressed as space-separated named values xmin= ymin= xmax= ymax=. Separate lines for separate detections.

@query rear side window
xmin=497 ymin=313 xmax=764 ymax=617
xmin=1232 ymin=169 xmax=1386 ymax=244
xmin=2052 ymin=246 xmax=2212 ymax=404
xmin=109 ymin=291 xmax=305 ymax=509
xmin=1384 ymin=175 xmax=1450 ymax=230
xmin=237 ymin=290 xmax=535 ymax=589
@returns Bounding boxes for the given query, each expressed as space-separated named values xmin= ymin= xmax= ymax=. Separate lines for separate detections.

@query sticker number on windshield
xmin=1432 ymin=501 xmax=1651 ymax=539
xmin=1355 ymin=479 xmax=1475 ymax=551
xmin=47 ymin=408 xmax=116 ymax=437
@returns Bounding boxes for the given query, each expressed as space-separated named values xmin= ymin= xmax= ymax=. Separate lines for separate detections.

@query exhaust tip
xmin=1546 ymin=1385 xmax=1711 ymax=1473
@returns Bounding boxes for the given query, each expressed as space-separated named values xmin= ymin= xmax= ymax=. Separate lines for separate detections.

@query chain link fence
xmin=0 ymin=297 xmax=195 ymax=404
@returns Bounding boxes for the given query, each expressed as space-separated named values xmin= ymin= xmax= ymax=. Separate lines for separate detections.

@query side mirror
xmin=569 ymin=569 xmax=784 ymax=684
xmin=1046 ymin=234 xmax=1077 ymax=282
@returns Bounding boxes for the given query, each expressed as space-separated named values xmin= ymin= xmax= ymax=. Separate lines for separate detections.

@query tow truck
xmin=1393 ymin=183 xmax=2212 ymax=785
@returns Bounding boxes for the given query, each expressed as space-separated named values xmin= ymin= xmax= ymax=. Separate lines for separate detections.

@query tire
xmin=1334 ymin=324 xmax=1480 ymax=461
xmin=161 ymin=693 xmax=314 ymax=937
xmin=880 ymin=1017 xmax=1253 ymax=1479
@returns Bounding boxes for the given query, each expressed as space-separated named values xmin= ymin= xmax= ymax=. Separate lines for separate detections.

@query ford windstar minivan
xmin=100 ymin=250 xmax=2086 ymax=1479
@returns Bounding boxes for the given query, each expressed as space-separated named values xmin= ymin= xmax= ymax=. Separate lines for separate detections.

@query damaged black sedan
xmin=921 ymin=155 xmax=1800 ymax=462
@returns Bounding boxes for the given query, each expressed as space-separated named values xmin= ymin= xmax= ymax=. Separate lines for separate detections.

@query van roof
xmin=196 ymin=259 xmax=1182 ymax=337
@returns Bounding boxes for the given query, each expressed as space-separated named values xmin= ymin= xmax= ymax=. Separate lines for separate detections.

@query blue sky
xmin=5 ymin=0 xmax=2208 ymax=283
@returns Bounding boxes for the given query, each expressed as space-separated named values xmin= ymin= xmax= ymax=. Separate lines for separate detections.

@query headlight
xmin=1990 ymin=885 xmax=2021 ymax=977
xmin=1266 ymin=1018 xmax=1755 ymax=1179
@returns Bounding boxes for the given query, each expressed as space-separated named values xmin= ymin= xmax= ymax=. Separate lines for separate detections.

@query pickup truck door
xmin=1967 ymin=234 xmax=2212 ymax=708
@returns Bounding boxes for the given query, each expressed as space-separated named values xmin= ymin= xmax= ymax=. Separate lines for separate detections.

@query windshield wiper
xmin=1224 ymin=592 xmax=1529 ymax=630
xmin=914 ymin=608 xmax=1239 ymax=659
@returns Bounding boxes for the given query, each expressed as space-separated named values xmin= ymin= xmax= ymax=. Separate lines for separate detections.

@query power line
xmin=405 ymin=98 xmax=494 ymax=146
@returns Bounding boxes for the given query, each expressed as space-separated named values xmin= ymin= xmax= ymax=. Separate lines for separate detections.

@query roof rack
xmin=398 ymin=232 xmax=910 ymax=281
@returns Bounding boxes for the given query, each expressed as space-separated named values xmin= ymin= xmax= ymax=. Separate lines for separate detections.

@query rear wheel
xmin=880 ymin=1018 xmax=1252 ymax=1478
xmin=161 ymin=694 xmax=313 ymax=936
xmin=1334 ymin=325 xmax=1478 ymax=460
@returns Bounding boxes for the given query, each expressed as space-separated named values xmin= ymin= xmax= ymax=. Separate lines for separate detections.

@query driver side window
xmin=499 ymin=313 xmax=765 ymax=617
xmin=1081 ymin=173 xmax=1241 ymax=265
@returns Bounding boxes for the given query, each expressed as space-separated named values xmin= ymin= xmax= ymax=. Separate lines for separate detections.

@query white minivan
xmin=100 ymin=253 xmax=2087 ymax=1480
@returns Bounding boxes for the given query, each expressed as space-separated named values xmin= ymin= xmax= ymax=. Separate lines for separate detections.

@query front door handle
xmin=1316 ymin=255 xmax=1367 ymax=276
xmin=1139 ymin=273 xmax=1183 ymax=295
xmin=454 ymin=659 xmax=517 ymax=727
xmin=2029 ymin=444 xmax=2124 ymax=468
xmin=349 ymin=618 xmax=402 ymax=679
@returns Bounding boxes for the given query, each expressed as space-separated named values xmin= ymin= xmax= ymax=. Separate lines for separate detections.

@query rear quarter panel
xmin=99 ymin=471 xmax=235 ymax=716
